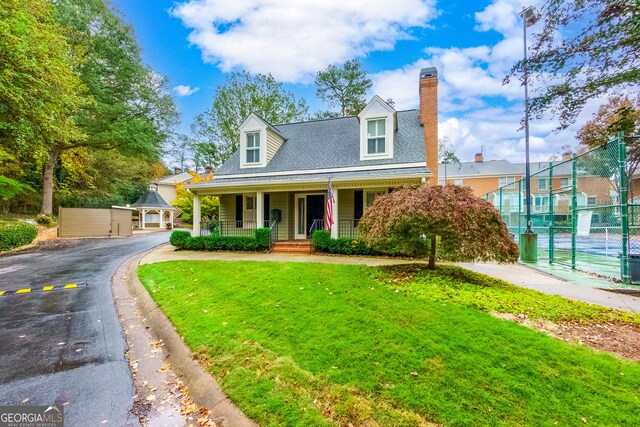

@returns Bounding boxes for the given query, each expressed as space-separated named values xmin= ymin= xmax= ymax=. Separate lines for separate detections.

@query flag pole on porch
xmin=326 ymin=179 xmax=334 ymax=232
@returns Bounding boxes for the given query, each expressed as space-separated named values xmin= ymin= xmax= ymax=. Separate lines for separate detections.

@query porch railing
xmin=200 ymin=220 xmax=258 ymax=237
xmin=338 ymin=218 xmax=361 ymax=239
xmin=309 ymin=219 xmax=325 ymax=236
xmin=268 ymin=220 xmax=279 ymax=250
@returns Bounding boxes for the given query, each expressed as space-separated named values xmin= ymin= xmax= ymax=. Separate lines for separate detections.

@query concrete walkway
xmin=140 ymin=244 xmax=640 ymax=314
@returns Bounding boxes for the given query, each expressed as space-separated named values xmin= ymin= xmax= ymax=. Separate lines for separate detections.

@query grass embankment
xmin=139 ymin=261 xmax=640 ymax=427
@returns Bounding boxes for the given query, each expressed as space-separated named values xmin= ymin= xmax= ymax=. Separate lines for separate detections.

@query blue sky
xmin=111 ymin=0 xmax=600 ymax=164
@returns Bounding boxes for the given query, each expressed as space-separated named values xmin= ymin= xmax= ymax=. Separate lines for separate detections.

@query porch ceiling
xmin=191 ymin=175 xmax=426 ymax=195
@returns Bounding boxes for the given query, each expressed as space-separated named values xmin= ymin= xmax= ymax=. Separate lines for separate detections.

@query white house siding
xmin=219 ymin=194 xmax=236 ymax=223
xmin=269 ymin=191 xmax=290 ymax=241
xmin=157 ymin=184 xmax=178 ymax=206
xmin=266 ymin=128 xmax=285 ymax=163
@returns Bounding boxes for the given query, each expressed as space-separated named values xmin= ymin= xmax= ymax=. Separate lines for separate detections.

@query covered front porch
xmin=191 ymin=176 xmax=426 ymax=241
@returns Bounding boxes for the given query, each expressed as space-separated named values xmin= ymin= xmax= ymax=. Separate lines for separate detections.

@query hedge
xmin=0 ymin=221 xmax=38 ymax=251
xmin=311 ymin=230 xmax=377 ymax=256
xmin=170 ymin=228 xmax=270 ymax=252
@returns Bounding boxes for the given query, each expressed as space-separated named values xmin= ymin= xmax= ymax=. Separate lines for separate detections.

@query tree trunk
xmin=41 ymin=146 xmax=60 ymax=216
xmin=428 ymin=238 xmax=437 ymax=269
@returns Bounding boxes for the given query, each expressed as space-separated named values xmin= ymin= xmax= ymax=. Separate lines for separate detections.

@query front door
xmin=306 ymin=195 xmax=325 ymax=238
xmin=294 ymin=193 xmax=325 ymax=240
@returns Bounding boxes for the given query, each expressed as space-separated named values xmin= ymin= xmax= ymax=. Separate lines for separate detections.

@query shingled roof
xmin=215 ymin=109 xmax=427 ymax=177
xmin=130 ymin=187 xmax=174 ymax=209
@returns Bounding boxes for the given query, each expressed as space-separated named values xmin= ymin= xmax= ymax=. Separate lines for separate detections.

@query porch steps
xmin=271 ymin=240 xmax=312 ymax=254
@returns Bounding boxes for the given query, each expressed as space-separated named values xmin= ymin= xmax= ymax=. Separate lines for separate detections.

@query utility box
xmin=520 ymin=233 xmax=538 ymax=262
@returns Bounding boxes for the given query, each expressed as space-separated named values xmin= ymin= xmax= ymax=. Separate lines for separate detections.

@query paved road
xmin=0 ymin=233 xmax=169 ymax=426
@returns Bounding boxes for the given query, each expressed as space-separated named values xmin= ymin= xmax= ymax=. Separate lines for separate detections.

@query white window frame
xmin=437 ymin=178 xmax=445 ymax=186
xmin=560 ymin=177 xmax=573 ymax=188
xmin=245 ymin=132 xmax=260 ymax=164
xmin=243 ymin=194 xmax=256 ymax=227
xmin=499 ymin=176 xmax=516 ymax=190
xmin=365 ymin=189 xmax=387 ymax=209
xmin=587 ymin=196 xmax=597 ymax=206
xmin=366 ymin=118 xmax=386 ymax=155
xmin=538 ymin=178 xmax=547 ymax=191
xmin=454 ymin=179 xmax=463 ymax=186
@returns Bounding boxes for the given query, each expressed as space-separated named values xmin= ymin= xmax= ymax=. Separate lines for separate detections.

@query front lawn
xmin=138 ymin=261 xmax=640 ymax=427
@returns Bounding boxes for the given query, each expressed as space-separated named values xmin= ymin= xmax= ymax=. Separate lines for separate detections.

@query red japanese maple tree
xmin=358 ymin=185 xmax=519 ymax=269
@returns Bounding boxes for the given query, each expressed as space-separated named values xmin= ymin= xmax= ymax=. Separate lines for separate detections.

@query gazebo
xmin=131 ymin=184 xmax=175 ymax=229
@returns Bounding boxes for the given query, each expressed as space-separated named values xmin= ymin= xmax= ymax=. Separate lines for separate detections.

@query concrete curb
xmin=116 ymin=250 xmax=258 ymax=427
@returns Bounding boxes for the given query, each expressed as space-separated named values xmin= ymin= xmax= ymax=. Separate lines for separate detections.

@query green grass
xmin=377 ymin=264 xmax=640 ymax=324
xmin=139 ymin=261 xmax=640 ymax=427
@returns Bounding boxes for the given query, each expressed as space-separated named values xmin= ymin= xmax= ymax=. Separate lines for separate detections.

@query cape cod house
xmin=186 ymin=68 xmax=440 ymax=246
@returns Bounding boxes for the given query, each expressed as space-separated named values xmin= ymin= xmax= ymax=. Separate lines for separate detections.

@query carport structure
xmin=131 ymin=184 xmax=175 ymax=229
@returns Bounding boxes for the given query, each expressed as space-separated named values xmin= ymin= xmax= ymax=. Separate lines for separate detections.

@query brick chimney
xmin=419 ymin=67 xmax=438 ymax=185
xmin=562 ymin=150 xmax=572 ymax=161
xmin=174 ymin=167 xmax=183 ymax=175
xmin=475 ymin=152 xmax=484 ymax=163
xmin=204 ymin=166 xmax=213 ymax=175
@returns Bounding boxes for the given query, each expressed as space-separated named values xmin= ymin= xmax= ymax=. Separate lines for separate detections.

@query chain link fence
xmin=482 ymin=133 xmax=638 ymax=284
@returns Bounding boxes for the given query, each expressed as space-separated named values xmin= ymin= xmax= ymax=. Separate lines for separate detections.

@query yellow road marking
xmin=16 ymin=288 xmax=31 ymax=294
xmin=43 ymin=286 xmax=54 ymax=291
xmin=64 ymin=284 xmax=77 ymax=289
xmin=0 ymin=291 xmax=5 ymax=296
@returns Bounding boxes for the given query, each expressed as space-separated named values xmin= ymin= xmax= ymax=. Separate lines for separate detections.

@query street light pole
xmin=521 ymin=6 xmax=538 ymax=233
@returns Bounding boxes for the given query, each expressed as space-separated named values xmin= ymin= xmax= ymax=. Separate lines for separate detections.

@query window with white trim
xmin=366 ymin=119 xmax=386 ymax=155
xmin=438 ymin=178 xmax=445 ymax=185
xmin=498 ymin=176 xmax=516 ymax=190
xmin=587 ymin=196 xmax=597 ymax=206
xmin=366 ymin=191 xmax=386 ymax=209
xmin=538 ymin=178 xmax=547 ymax=190
xmin=454 ymin=179 xmax=463 ymax=186
xmin=244 ymin=195 xmax=256 ymax=225
xmin=560 ymin=177 xmax=573 ymax=187
xmin=246 ymin=132 xmax=260 ymax=163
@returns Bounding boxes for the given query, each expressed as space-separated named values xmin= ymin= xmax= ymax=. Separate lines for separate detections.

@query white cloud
xmin=171 ymin=0 xmax=438 ymax=83
xmin=371 ymin=0 xmax=602 ymax=164
xmin=173 ymin=85 xmax=200 ymax=96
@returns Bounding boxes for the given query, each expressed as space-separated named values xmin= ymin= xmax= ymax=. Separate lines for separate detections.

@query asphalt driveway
xmin=0 ymin=233 xmax=169 ymax=426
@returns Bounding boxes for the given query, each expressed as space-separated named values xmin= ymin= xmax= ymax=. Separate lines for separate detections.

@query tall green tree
xmin=0 ymin=0 xmax=87 ymax=204
xmin=509 ymin=0 xmax=640 ymax=129
xmin=38 ymin=0 xmax=178 ymax=215
xmin=192 ymin=71 xmax=308 ymax=166
xmin=314 ymin=59 xmax=372 ymax=117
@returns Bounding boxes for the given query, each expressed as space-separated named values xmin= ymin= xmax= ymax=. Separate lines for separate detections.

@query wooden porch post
xmin=193 ymin=193 xmax=201 ymax=236
xmin=256 ymin=191 xmax=264 ymax=228
xmin=331 ymin=189 xmax=339 ymax=239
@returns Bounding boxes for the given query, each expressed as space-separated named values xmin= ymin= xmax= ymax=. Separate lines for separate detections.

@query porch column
xmin=256 ymin=191 xmax=264 ymax=228
xmin=159 ymin=209 xmax=164 ymax=228
xmin=170 ymin=210 xmax=174 ymax=228
xmin=193 ymin=193 xmax=201 ymax=236
xmin=331 ymin=189 xmax=339 ymax=239
xmin=141 ymin=209 xmax=146 ymax=229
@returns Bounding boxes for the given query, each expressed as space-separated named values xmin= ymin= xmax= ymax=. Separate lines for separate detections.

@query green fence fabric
xmin=482 ymin=134 xmax=635 ymax=284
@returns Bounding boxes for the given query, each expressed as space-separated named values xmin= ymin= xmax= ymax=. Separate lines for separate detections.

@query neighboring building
xmin=153 ymin=168 xmax=197 ymax=206
xmin=186 ymin=68 xmax=440 ymax=240
xmin=441 ymin=151 xmax=616 ymax=227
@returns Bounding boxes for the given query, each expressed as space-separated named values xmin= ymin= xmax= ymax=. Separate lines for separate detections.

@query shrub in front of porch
xmin=311 ymin=230 xmax=377 ymax=255
xmin=170 ymin=229 xmax=270 ymax=252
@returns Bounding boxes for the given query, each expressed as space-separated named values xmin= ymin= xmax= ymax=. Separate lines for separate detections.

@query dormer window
xmin=358 ymin=96 xmax=396 ymax=160
xmin=246 ymin=132 xmax=260 ymax=163
xmin=367 ymin=119 xmax=386 ymax=155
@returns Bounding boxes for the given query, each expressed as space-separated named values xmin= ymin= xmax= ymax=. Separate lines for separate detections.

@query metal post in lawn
xmin=499 ymin=187 xmax=503 ymax=223
xmin=618 ymin=132 xmax=630 ymax=283
xmin=518 ymin=181 xmax=522 ymax=237
xmin=518 ymin=5 xmax=539 ymax=262
xmin=549 ymin=161 xmax=554 ymax=263
xmin=571 ymin=153 xmax=577 ymax=270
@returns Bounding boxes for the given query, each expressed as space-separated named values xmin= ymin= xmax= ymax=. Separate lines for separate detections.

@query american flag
xmin=326 ymin=179 xmax=334 ymax=232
